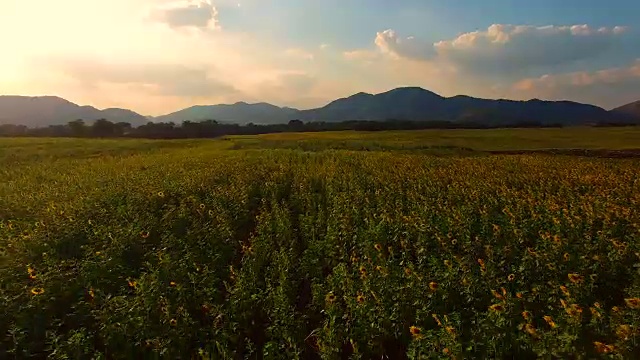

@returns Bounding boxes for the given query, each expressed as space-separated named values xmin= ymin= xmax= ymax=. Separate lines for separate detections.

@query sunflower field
xmin=1 ymin=129 xmax=640 ymax=359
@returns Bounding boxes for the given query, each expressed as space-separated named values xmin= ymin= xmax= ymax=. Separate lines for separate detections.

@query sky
xmin=1 ymin=0 xmax=639 ymax=115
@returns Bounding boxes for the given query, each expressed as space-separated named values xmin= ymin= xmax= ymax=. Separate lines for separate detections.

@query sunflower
xmin=326 ymin=292 xmax=336 ymax=304
xmin=356 ymin=294 xmax=365 ymax=304
xmin=30 ymin=288 xmax=45 ymax=295
xmin=568 ymin=273 xmax=583 ymax=283
xmin=128 ymin=279 xmax=137 ymax=288
xmin=563 ymin=253 xmax=570 ymax=261
xmin=516 ymin=292 xmax=523 ymax=299
xmin=565 ymin=304 xmax=583 ymax=318
xmin=432 ymin=313 xmax=442 ymax=326
xmin=444 ymin=260 xmax=452 ymax=268
xmin=625 ymin=298 xmax=640 ymax=309
xmin=429 ymin=282 xmax=438 ymax=291
xmin=489 ymin=304 xmax=504 ymax=312
xmin=359 ymin=266 xmax=367 ymax=278
xmin=508 ymin=274 xmax=515 ymax=282
xmin=445 ymin=326 xmax=456 ymax=336
xmin=491 ymin=289 xmax=504 ymax=300
xmin=543 ymin=315 xmax=557 ymax=328
xmin=404 ymin=267 xmax=413 ymax=276
xmin=524 ymin=324 xmax=537 ymax=336
xmin=616 ymin=325 xmax=632 ymax=340
xmin=593 ymin=341 xmax=615 ymax=354
xmin=199 ymin=204 xmax=206 ymax=209
xmin=560 ymin=285 xmax=570 ymax=297
xmin=88 ymin=288 xmax=95 ymax=299
xmin=521 ymin=311 xmax=531 ymax=320
xmin=140 ymin=231 xmax=150 ymax=239
xmin=374 ymin=243 xmax=382 ymax=251
xmin=169 ymin=281 xmax=177 ymax=287
xmin=409 ymin=326 xmax=422 ymax=339
xmin=157 ymin=191 xmax=165 ymax=198
xmin=170 ymin=319 xmax=177 ymax=326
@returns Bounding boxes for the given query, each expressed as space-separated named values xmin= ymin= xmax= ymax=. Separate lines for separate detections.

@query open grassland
xmin=1 ymin=127 xmax=640 ymax=359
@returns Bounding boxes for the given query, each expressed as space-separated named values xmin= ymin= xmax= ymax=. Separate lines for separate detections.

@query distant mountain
xmin=2 ymin=89 xmax=636 ymax=128
xmin=0 ymin=96 xmax=148 ymax=127
xmin=153 ymin=87 xmax=627 ymax=126
xmin=611 ymin=100 xmax=640 ymax=120
xmin=296 ymin=87 xmax=624 ymax=126
xmin=154 ymin=102 xmax=299 ymax=125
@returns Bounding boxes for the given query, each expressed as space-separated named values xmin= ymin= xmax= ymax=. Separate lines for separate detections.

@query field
xmin=1 ymin=127 xmax=640 ymax=359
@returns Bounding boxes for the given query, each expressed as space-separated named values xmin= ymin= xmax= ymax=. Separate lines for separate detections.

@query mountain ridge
xmin=0 ymin=95 xmax=148 ymax=127
xmin=2 ymin=88 xmax=639 ymax=127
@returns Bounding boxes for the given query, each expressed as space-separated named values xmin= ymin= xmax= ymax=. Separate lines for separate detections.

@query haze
xmin=1 ymin=0 xmax=639 ymax=116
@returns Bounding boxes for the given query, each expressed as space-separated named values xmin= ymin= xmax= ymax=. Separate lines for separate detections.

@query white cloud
xmin=375 ymin=30 xmax=435 ymax=61
xmin=373 ymin=24 xmax=630 ymax=76
xmin=284 ymin=48 xmax=315 ymax=61
xmin=150 ymin=0 xmax=219 ymax=30
xmin=512 ymin=59 xmax=640 ymax=108
xmin=48 ymin=58 xmax=238 ymax=98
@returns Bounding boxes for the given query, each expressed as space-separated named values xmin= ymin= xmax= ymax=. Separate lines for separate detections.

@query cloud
xmin=50 ymin=58 xmax=237 ymax=98
xmin=343 ymin=49 xmax=379 ymax=62
xmin=375 ymin=30 xmax=435 ymax=61
xmin=373 ymin=24 xmax=630 ymax=76
xmin=512 ymin=59 xmax=640 ymax=108
xmin=284 ymin=48 xmax=314 ymax=61
xmin=151 ymin=0 xmax=219 ymax=30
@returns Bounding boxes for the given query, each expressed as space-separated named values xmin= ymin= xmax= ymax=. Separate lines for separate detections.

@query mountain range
xmin=0 ymin=96 xmax=148 ymax=127
xmin=2 ymin=88 xmax=639 ymax=128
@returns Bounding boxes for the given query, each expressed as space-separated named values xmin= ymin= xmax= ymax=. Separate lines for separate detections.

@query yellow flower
xmin=563 ymin=253 xmax=570 ymax=261
xmin=432 ymin=313 xmax=442 ymax=326
xmin=429 ymin=282 xmax=438 ymax=291
xmin=565 ymin=304 xmax=583 ymax=318
xmin=568 ymin=273 xmax=583 ymax=283
xmin=543 ymin=315 xmax=557 ymax=328
xmin=404 ymin=267 xmax=412 ymax=276
xmin=409 ymin=326 xmax=422 ymax=339
xmin=516 ymin=292 xmax=523 ymax=299
xmin=356 ymin=294 xmax=365 ymax=304
xmin=524 ymin=323 xmax=537 ymax=336
xmin=508 ymin=274 xmax=515 ymax=282
xmin=326 ymin=292 xmax=336 ymax=304
xmin=625 ymin=298 xmax=640 ymax=309
xmin=491 ymin=289 xmax=504 ymax=300
xmin=127 ymin=279 xmax=137 ymax=288
xmin=616 ymin=325 xmax=632 ymax=340
xmin=522 ymin=311 xmax=531 ymax=320
xmin=489 ymin=304 xmax=504 ymax=312
xmin=445 ymin=326 xmax=456 ymax=336
xmin=169 ymin=281 xmax=177 ymax=287
xmin=88 ymin=288 xmax=95 ymax=299
xmin=140 ymin=231 xmax=150 ymax=239
xmin=30 ymin=288 xmax=45 ymax=295
xmin=170 ymin=319 xmax=177 ymax=326
xmin=560 ymin=285 xmax=570 ymax=297
xmin=444 ymin=260 xmax=452 ymax=267
xmin=374 ymin=243 xmax=382 ymax=251
xmin=157 ymin=191 xmax=165 ymax=197
xmin=594 ymin=341 xmax=615 ymax=354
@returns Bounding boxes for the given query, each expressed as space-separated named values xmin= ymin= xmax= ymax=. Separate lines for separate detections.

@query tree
xmin=68 ymin=119 xmax=87 ymax=137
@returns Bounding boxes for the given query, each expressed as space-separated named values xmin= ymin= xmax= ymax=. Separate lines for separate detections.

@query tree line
xmin=0 ymin=118 xmax=633 ymax=139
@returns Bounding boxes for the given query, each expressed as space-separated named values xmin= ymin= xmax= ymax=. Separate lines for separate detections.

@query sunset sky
xmin=1 ymin=0 xmax=639 ymax=115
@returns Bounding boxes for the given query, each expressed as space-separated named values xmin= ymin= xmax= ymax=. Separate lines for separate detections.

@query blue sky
xmin=1 ymin=0 xmax=639 ymax=114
